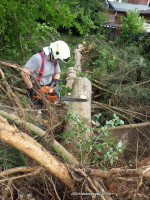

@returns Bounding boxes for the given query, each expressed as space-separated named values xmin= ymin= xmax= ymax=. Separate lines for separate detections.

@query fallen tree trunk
xmin=0 ymin=104 xmax=149 ymax=199
xmin=0 ymin=110 xmax=79 ymax=165
xmin=93 ymin=101 xmax=150 ymax=140
xmin=64 ymin=44 xmax=92 ymax=162
xmin=66 ymin=44 xmax=84 ymax=89
xmin=0 ymin=115 xmax=75 ymax=191
xmin=74 ymin=48 xmax=82 ymax=72
xmin=95 ymin=121 xmax=150 ymax=132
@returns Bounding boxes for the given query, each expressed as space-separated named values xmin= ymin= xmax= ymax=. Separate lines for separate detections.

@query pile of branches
xmin=0 ymin=113 xmax=150 ymax=200
xmin=80 ymin=38 xmax=150 ymax=124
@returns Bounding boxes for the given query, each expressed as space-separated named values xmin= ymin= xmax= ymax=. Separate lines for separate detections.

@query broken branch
xmin=0 ymin=115 xmax=75 ymax=190
xmin=0 ymin=110 xmax=79 ymax=166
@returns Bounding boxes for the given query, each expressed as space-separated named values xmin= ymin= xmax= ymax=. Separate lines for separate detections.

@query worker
xmin=21 ymin=40 xmax=70 ymax=108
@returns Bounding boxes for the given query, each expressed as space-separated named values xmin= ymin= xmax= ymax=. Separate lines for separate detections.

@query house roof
xmin=108 ymin=2 xmax=150 ymax=14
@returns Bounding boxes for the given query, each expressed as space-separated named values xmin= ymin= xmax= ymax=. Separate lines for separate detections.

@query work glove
xmin=51 ymin=79 xmax=60 ymax=97
xmin=26 ymin=88 xmax=36 ymax=99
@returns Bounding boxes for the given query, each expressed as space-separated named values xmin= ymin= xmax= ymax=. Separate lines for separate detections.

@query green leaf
xmin=117 ymin=141 xmax=123 ymax=148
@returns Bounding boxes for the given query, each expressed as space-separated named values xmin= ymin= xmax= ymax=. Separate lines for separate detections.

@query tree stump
xmin=68 ymin=77 xmax=91 ymax=126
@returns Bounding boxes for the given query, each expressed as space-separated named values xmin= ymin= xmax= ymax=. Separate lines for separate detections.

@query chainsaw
xmin=33 ymin=84 xmax=87 ymax=102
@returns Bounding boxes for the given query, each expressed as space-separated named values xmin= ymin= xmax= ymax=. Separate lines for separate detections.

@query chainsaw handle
xmin=48 ymin=82 xmax=55 ymax=93
xmin=53 ymin=84 xmax=60 ymax=97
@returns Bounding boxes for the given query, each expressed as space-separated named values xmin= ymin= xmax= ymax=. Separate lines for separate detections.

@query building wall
xmin=128 ymin=0 xmax=148 ymax=5
xmin=101 ymin=9 xmax=150 ymax=41
xmin=108 ymin=10 xmax=150 ymax=24
xmin=108 ymin=10 xmax=126 ymax=24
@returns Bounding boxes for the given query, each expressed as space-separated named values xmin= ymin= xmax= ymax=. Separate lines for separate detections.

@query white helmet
xmin=43 ymin=40 xmax=70 ymax=63
xmin=51 ymin=40 xmax=70 ymax=63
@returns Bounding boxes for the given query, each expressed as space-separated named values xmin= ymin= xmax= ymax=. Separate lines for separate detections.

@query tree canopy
xmin=0 ymin=0 xmax=106 ymax=53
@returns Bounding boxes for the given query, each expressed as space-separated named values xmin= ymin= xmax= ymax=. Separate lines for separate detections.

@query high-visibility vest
xmin=37 ymin=52 xmax=57 ymax=83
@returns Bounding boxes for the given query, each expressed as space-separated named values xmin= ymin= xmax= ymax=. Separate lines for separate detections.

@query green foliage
xmin=59 ymin=0 xmax=106 ymax=35
xmin=105 ymin=45 xmax=150 ymax=104
xmin=119 ymin=9 xmax=145 ymax=45
xmin=0 ymin=0 xmax=79 ymax=56
xmin=59 ymin=74 xmax=71 ymax=96
xmin=81 ymin=34 xmax=120 ymax=76
xmin=0 ymin=0 xmax=106 ymax=57
xmin=0 ymin=142 xmax=27 ymax=170
xmin=61 ymin=113 xmax=125 ymax=166
xmin=60 ymin=113 xmax=88 ymax=162
xmin=91 ymin=113 xmax=125 ymax=166
xmin=81 ymin=34 xmax=150 ymax=105
xmin=62 ymin=113 xmax=87 ymax=143
xmin=138 ymin=33 xmax=150 ymax=59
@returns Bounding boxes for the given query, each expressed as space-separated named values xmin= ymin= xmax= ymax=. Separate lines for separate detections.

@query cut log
xmin=68 ymin=77 xmax=92 ymax=126
xmin=64 ymin=77 xmax=92 ymax=162
xmin=0 ymin=115 xmax=75 ymax=191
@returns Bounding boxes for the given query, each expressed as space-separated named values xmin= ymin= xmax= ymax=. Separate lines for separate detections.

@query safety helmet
xmin=50 ymin=40 xmax=70 ymax=63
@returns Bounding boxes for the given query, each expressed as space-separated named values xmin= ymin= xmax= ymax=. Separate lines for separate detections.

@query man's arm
xmin=21 ymin=69 xmax=33 ymax=89
xmin=53 ymin=73 xmax=60 ymax=80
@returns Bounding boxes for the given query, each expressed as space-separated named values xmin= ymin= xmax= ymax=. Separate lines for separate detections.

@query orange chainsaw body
xmin=33 ymin=86 xmax=59 ymax=102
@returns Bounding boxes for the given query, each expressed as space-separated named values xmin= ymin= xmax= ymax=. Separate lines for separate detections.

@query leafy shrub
xmin=119 ymin=9 xmax=145 ymax=45
xmin=60 ymin=113 xmax=125 ymax=166
xmin=0 ymin=142 xmax=27 ymax=170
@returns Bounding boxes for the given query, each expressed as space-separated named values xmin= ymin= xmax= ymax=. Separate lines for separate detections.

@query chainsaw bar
xmin=58 ymin=97 xmax=87 ymax=102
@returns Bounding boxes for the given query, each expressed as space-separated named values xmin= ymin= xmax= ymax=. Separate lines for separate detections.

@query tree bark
xmin=87 ymin=167 xmax=150 ymax=179
xmin=0 ymin=110 xmax=79 ymax=165
xmin=74 ymin=49 xmax=82 ymax=72
xmin=0 ymin=115 xmax=75 ymax=191
xmin=64 ymin=44 xmax=92 ymax=162
xmin=64 ymin=77 xmax=92 ymax=162
xmin=0 ymin=166 xmax=39 ymax=177
xmin=66 ymin=67 xmax=77 ymax=89
xmin=66 ymin=44 xmax=84 ymax=89
xmin=95 ymin=121 xmax=150 ymax=132
xmin=68 ymin=77 xmax=92 ymax=126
